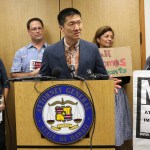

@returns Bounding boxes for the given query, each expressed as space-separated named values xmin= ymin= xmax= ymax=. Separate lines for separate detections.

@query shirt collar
xmin=64 ymin=38 xmax=80 ymax=51
xmin=27 ymin=42 xmax=48 ymax=49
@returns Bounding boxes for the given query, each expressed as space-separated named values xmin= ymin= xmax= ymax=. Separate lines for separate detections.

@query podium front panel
xmin=9 ymin=80 xmax=115 ymax=149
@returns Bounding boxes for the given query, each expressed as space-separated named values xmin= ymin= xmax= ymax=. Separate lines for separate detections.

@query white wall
xmin=144 ymin=0 xmax=150 ymax=58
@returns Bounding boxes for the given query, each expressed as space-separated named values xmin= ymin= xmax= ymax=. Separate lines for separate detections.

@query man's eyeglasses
xmin=30 ymin=27 xmax=43 ymax=32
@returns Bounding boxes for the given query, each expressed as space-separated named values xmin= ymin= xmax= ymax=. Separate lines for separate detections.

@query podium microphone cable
xmin=73 ymin=78 xmax=96 ymax=150
xmin=83 ymin=79 xmax=96 ymax=150
xmin=69 ymin=65 xmax=96 ymax=150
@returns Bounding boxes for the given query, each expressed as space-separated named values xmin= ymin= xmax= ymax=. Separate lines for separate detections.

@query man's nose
xmin=36 ymin=28 xmax=40 ymax=32
xmin=74 ymin=24 xmax=80 ymax=30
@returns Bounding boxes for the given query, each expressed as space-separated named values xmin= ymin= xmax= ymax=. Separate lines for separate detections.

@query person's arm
xmin=94 ymin=46 xmax=108 ymax=75
xmin=0 ymin=59 xmax=10 ymax=111
xmin=0 ymin=88 xmax=9 ymax=111
xmin=10 ymin=50 xmax=22 ymax=76
xmin=109 ymin=75 xmax=122 ymax=94
xmin=114 ymin=76 xmax=130 ymax=86
xmin=110 ymin=76 xmax=130 ymax=94
xmin=10 ymin=68 xmax=40 ymax=78
xmin=3 ymin=88 xmax=9 ymax=100
xmin=10 ymin=48 xmax=40 ymax=78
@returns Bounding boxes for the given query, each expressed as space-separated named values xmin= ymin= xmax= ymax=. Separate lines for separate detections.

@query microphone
xmin=51 ymin=67 xmax=61 ymax=78
xmin=86 ymin=69 xmax=109 ymax=80
xmin=145 ymin=65 xmax=150 ymax=70
xmin=68 ymin=65 xmax=84 ymax=81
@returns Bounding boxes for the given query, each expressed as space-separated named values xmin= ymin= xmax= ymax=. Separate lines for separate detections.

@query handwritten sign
xmin=99 ymin=46 xmax=132 ymax=77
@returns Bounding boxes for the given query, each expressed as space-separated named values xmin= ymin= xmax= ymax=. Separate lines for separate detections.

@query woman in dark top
xmin=93 ymin=26 xmax=132 ymax=150
xmin=0 ymin=58 xmax=10 ymax=150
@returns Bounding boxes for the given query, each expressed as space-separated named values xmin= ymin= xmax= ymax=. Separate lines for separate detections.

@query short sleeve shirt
xmin=10 ymin=42 xmax=48 ymax=73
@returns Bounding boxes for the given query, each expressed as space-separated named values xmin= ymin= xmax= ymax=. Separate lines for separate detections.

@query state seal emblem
xmin=33 ymin=84 xmax=94 ymax=144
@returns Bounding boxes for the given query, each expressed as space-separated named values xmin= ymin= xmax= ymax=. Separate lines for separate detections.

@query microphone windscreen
xmin=68 ymin=65 xmax=75 ymax=72
xmin=95 ymin=74 xmax=109 ymax=80
xmin=86 ymin=69 xmax=92 ymax=75
xmin=52 ymin=68 xmax=61 ymax=78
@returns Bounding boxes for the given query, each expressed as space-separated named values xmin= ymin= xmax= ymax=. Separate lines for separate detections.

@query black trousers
xmin=0 ymin=111 xmax=6 ymax=150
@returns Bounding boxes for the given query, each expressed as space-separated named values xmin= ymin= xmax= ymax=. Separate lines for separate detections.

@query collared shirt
xmin=11 ymin=42 xmax=48 ymax=73
xmin=64 ymin=38 xmax=80 ymax=73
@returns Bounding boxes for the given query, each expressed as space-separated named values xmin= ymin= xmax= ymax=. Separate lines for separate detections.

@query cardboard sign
xmin=99 ymin=46 xmax=132 ymax=77
xmin=133 ymin=71 xmax=150 ymax=150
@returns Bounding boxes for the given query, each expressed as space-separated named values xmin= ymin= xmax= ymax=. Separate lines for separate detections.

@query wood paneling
xmin=60 ymin=0 xmax=73 ymax=9
xmin=140 ymin=0 xmax=146 ymax=69
xmin=59 ymin=0 xmax=73 ymax=39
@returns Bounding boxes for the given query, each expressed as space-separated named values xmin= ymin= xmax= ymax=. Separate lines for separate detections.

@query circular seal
xmin=33 ymin=84 xmax=94 ymax=144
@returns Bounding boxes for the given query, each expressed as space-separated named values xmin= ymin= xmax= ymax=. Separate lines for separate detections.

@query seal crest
xmin=34 ymin=84 xmax=94 ymax=144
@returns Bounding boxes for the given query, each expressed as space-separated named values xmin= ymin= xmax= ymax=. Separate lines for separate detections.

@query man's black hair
xmin=57 ymin=8 xmax=81 ymax=26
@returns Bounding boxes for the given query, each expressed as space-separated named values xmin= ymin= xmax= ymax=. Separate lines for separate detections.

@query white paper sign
xmin=30 ymin=60 xmax=42 ymax=71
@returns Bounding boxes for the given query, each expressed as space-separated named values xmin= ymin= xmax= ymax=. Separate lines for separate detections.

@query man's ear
xmin=59 ymin=25 xmax=63 ymax=30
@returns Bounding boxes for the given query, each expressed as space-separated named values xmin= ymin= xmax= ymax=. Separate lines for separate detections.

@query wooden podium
xmin=6 ymin=80 xmax=115 ymax=150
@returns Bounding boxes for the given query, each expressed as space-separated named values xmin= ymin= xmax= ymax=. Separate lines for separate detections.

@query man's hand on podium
xmin=109 ymin=75 xmax=122 ymax=94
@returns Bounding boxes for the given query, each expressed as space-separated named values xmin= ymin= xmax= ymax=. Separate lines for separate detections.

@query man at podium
xmin=40 ymin=8 xmax=121 ymax=91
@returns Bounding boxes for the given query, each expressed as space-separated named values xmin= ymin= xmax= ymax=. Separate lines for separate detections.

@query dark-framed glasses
xmin=30 ymin=27 xmax=43 ymax=32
